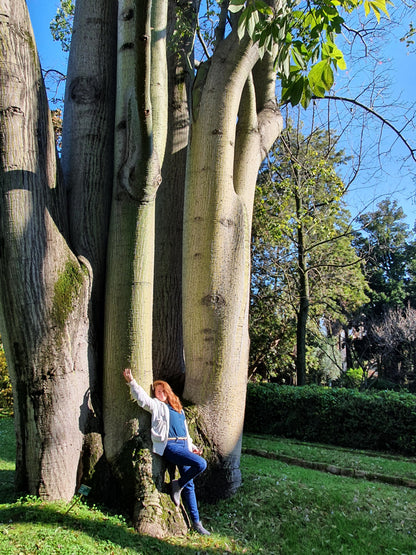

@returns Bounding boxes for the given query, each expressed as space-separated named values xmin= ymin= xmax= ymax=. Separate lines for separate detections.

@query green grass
xmin=243 ymin=433 xmax=416 ymax=481
xmin=1 ymin=418 xmax=416 ymax=554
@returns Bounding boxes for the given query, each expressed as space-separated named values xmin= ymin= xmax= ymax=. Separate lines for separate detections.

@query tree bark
xmin=61 ymin=0 xmax=118 ymax=485
xmin=153 ymin=0 xmax=198 ymax=388
xmin=102 ymin=0 xmax=186 ymax=536
xmin=295 ymin=191 xmax=309 ymax=386
xmin=0 ymin=0 xmax=92 ymax=500
xmin=183 ymin=30 xmax=282 ymax=499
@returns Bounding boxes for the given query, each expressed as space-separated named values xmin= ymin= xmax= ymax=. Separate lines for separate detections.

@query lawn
xmin=242 ymin=434 xmax=416 ymax=483
xmin=1 ymin=418 xmax=416 ymax=554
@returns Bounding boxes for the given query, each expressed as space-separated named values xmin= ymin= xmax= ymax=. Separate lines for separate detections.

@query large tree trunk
xmin=153 ymin=0 xmax=198 ymax=388
xmin=61 ymin=0 xmax=118 ymax=487
xmin=182 ymin=29 xmax=282 ymax=499
xmin=102 ymin=0 xmax=186 ymax=537
xmin=0 ymin=0 xmax=91 ymax=500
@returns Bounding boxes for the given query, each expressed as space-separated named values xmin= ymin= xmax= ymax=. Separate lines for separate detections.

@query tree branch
xmin=314 ymin=94 xmax=416 ymax=162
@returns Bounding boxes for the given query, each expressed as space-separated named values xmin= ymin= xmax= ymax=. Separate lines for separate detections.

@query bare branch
xmin=314 ymin=95 xmax=416 ymax=162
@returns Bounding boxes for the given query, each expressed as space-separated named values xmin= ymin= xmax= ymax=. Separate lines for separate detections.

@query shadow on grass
xmin=0 ymin=470 xmax=16 ymax=504
xmin=0 ymin=503 xmax=223 ymax=554
xmin=0 ymin=417 xmax=16 ymax=464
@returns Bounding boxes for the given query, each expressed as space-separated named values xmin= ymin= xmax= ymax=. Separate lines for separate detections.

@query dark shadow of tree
xmin=0 ymin=503 xmax=225 ymax=554
xmin=0 ymin=469 xmax=15 ymax=503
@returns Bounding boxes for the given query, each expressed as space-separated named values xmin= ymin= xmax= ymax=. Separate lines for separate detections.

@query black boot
xmin=192 ymin=521 xmax=211 ymax=535
xmin=170 ymin=479 xmax=182 ymax=506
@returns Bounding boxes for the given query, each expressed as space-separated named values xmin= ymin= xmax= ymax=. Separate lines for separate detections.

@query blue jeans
xmin=163 ymin=439 xmax=207 ymax=523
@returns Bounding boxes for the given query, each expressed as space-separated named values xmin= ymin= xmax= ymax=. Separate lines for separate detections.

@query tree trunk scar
xmin=120 ymin=8 xmax=134 ymax=21
xmin=1 ymin=106 xmax=24 ymax=117
xmin=201 ymin=293 xmax=226 ymax=307
xmin=69 ymin=77 xmax=101 ymax=105
xmin=219 ymin=217 xmax=234 ymax=227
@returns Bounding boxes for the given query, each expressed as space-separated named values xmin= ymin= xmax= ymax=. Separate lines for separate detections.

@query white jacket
xmin=128 ymin=379 xmax=195 ymax=456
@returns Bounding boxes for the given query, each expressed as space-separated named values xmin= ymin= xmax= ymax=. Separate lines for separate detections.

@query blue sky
xmin=25 ymin=0 xmax=416 ymax=228
xmin=26 ymin=0 xmax=68 ymax=75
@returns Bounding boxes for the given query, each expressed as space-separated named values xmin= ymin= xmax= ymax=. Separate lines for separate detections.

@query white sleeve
xmin=128 ymin=379 xmax=159 ymax=414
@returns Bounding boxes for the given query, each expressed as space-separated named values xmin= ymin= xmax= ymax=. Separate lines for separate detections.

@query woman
xmin=123 ymin=368 xmax=210 ymax=536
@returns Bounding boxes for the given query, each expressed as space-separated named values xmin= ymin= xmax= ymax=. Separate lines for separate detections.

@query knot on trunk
xmin=69 ymin=77 xmax=101 ymax=105
xmin=201 ymin=293 xmax=226 ymax=308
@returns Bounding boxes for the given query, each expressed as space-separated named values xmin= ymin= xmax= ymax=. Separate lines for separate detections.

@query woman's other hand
xmin=123 ymin=368 xmax=133 ymax=383
xmin=192 ymin=446 xmax=202 ymax=455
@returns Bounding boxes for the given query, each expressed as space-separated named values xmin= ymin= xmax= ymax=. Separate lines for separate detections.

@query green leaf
xmin=364 ymin=0 xmax=391 ymax=21
xmin=290 ymin=76 xmax=306 ymax=106
xmin=311 ymin=46 xmax=321 ymax=65
xmin=238 ymin=9 xmax=250 ymax=40
xmin=322 ymin=6 xmax=340 ymax=19
xmin=335 ymin=52 xmax=346 ymax=70
xmin=275 ymin=44 xmax=291 ymax=78
xmin=308 ymin=60 xmax=334 ymax=97
xmin=247 ymin=8 xmax=260 ymax=38
xmin=322 ymin=40 xmax=347 ymax=70
xmin=300 ymin=83 xmax=313 ymax=109
xmin=229 ymin=0 xmax=246 ymax=13
xmin=292 ymin=44 xmax=307 ymax=70
xmin=253 ymin=0 xmax=274 ymax=16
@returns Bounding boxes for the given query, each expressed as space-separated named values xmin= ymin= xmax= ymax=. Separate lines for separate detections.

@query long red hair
xmin=153 ymin=380 xmax=183 ymax=413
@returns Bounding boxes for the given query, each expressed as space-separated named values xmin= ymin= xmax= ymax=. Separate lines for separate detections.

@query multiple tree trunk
xmin=0 ymin=0 xmax=282 ymax=535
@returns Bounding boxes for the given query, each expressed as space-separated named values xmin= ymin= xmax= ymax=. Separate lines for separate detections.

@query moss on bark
xmin=51 ymin=259 xmax=85 ymax=330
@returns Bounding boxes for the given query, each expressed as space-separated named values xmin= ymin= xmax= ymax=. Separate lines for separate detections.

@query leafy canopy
xmin=50 ymin=0 xmax=75 ymax=53
xmin=354 ymin=199 xmax=415 ymax=312
xmin=250 ymin=122 xmax=369 ymax=382
xmin=229 ymin=0 xmax=392 ymax=107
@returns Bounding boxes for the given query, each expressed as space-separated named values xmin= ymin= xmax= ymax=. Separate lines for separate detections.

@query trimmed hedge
xmin=244 ymin=383 xmax=416 ymax=456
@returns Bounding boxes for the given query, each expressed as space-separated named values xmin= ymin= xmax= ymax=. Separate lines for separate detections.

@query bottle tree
xmin=0 ymin=0 xmax=389 ymax=536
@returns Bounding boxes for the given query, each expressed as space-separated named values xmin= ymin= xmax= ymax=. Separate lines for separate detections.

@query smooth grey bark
xmin=103 ymin=0 xmax=165 ymax=466
xmin=182 ymin=28 xmax=283 ymax=498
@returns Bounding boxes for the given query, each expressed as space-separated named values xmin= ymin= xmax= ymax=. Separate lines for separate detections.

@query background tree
xmin=49 ymin=0 xmax=75 ymax=53
xmin=354 ymin=199 xmax=412 ymax=312
xmin=371 ymin=305 xmax=416 ymax=388
xmin=349 ymin=199 xmax=416 ymax=386
xmin=250 ymin=119 xmax=369 ymax=384
xmin=0 ymin=338 xmax=12 ymax=414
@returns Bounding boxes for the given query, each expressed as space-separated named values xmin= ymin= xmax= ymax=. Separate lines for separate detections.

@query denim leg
xmin=163 ymin=440 xmax=207 ymax=521
xmin=180 ymin=470 xmax=199 ymax=523
xmin=163 ymin=441 xmax=207 ymax=489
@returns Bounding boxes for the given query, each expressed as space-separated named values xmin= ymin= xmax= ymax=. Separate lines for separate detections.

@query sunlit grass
xmin=229 ymin=455 xmax=416 ymax=554
xmin=243 ymin=433 xmax=416 ymax=480
xmin=1 ymin=417 xmax=416 ymax=554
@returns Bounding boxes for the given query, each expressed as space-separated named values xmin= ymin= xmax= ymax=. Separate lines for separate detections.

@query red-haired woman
xmin=123 ymin=368 xmax=210 ymax=535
